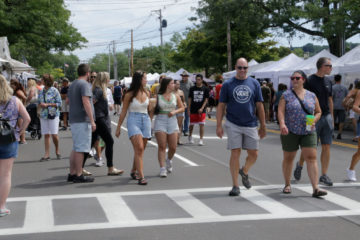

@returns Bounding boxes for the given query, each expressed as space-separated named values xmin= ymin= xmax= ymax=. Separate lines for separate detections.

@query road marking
xmin=23 ymin=199 xmax=54 ymax=230
xmin=191 ymin=134 xmax=227 ymax=140
xmin=111 ymin=121 xmax=199 ymax=167
xmin=297 ymin=186 xmax=360 ymax=210
xmin=97 ymin=195 xmax=138 ymax=223
xmin=240 ymin=190 xmax=299 ymax=216
xmin=2 ymin=183 xmax=360 ymax=236
xmin=166 ymin=191 xmax=221 ymax=219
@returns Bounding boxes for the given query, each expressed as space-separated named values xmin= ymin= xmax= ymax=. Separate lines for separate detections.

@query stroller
xmin=26 ymin=104 xmax=41 ymax=140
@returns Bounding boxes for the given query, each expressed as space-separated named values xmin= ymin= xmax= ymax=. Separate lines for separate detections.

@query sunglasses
xmin=90 ymin=76 xmax=96 ymax=78
xmin=237 ymin=66 xmax=248 ymax=70
xmin=324 ymin=64 xmax=332 ymax=68
xmin=290 ymin=76 xmax=302 ymax=81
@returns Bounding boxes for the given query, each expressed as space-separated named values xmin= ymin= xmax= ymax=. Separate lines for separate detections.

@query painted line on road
xmin=2 ymin=183 xmax=360 ymax=236
xmin=111 ymin=121 xmax=199 ymax=167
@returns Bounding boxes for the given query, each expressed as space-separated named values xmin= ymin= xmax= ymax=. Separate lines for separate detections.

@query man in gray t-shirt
xmin=332 ymin=74 xmax=348 ymax=139
xmin=67 ymin=64 xmax=96 ymax=183
xmin=179 ymin=70 xmax=194 ymax=135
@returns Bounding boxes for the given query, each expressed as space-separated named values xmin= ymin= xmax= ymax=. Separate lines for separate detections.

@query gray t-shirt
xmin=180 ymin=80 xmax=194 ymax=105
xmin=332 ymin=84 xmax=348 ymax=110
xmin=68 ymin=79 xmax=94 ymax=123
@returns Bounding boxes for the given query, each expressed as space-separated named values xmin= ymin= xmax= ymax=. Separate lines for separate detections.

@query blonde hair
xmin=92 ymin=72 xmax=109 ymax=99
xmin=27 ymin=79 xmax=36 ymax=89
xmin=0 ymin=74 xmax=14 ymax=103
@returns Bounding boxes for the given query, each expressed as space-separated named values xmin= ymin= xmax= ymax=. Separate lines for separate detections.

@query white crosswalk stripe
xmin=1 ymin=183 xmax=360 ymax=236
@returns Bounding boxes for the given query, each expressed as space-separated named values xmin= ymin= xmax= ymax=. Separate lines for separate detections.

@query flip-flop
xmin=0 ymin=208 xmax=10 ymax=217
xmin=56 ymin=154 xmax=61 ymax=160
xmin=40 ymin=157 xmax=50 ymax=162
xmin=282 ymin=185 xmax=292 ymax=194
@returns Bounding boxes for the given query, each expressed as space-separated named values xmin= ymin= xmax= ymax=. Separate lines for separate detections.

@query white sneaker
xmin=160 ymin=167 xmax=167 ymax=178
xmin=95 ymin=158 xmax=104 ymax=167
xmin=188 ymin=136 xmax=194 ymax=144
xmin=347 ymin=169 xmax=357 ymax=181
xmin=198 ymin=139 xmax=204 ymax=146
xmin=166 ymin=158 xmax=173 ymax=173
xmin=89 ymin=148 xmax=95 ymax=157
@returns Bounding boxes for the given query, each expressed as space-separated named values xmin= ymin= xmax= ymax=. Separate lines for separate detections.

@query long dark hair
xmin=157 ymin=77 xmax=173 ymax=95
xmin=127 ymin=70 xmax=146 ymax=102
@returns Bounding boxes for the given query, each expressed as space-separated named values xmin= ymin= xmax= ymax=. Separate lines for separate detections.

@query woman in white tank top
xmin=152 ymin=77 xmax=185 ymax=178
xmin=115 ymin=71 xmax=151 ymax=185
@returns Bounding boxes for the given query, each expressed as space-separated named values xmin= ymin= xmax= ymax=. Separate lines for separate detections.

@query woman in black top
xmin=90 ymin=72 xmax=124 ymax=175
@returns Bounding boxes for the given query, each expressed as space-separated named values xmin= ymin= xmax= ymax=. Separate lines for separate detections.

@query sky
xmin=65 ymin=0 xmax=360 ymax=62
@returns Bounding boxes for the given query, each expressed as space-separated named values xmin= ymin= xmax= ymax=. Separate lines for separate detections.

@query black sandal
xmin=130 ymin=172 xmax=139 ymax=180
xmin=282 ymin=185 xmax=291 ymax=194
xmin=138 ymin=178 xmax=148 ymax=185
xmin=312 ymin=189 xmax=327 ymax=198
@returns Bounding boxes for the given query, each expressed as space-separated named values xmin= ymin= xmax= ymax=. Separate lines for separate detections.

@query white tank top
xmin=158 ymin=93 xmax=176 ymax=113
xmin=128 ymin=97 xmax=149 ymax=114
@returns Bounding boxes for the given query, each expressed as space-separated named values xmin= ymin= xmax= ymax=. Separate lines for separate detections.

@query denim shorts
xmin=0 ymin=141 xmax=18 ymax=159
xmin=154 ymin=114 xmax=179 ymax=135
xmin=127 ymin=112 xmax=151 ymax=139
xmin=316 ymin=114 xmax=334 ymax=145
xmin=70 ymin=122 xmax=92 ymax=152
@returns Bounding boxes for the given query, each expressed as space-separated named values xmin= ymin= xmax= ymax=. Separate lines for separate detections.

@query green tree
xmin=88 ymin=52 xmax=129 ymax=79
xmin=37 ymin=62 xmax=64 ymax=81
xmin=49 ymin=53 xmax=80 ymax=81
xmin=254 ymin=0 xmax=360 ymax=57
xmin=172 ymin=0 xmax=276 ymax=75
xmin=0 ymin=0 xmax=87 ymax=68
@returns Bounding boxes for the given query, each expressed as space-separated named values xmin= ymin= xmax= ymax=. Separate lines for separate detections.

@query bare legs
xmin=0 ymin=158 xmax=14 ymax=209
xmin=283 ymin=148 xmax=320 ymax=191
xmin=43 ymin=134 xmax=60 ymax=158
xmin=130 ymin=135 xmax=148 ymax=179
xmin=156 ymin=132 xmax=178 ymax=168
xmin=69 ymin=151 xmax=84 ymax=176
xmin=229 ymin=149 xmax=258 ymax=187
xmin=350 ymin=139 xmax=360 ymax=171
xmin=177 ymin=116 xmax=184 ymax=144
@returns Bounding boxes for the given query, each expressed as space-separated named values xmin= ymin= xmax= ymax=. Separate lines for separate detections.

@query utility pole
xmin=108 ymin=44 xmax=111 ymax=76
xmin=153 ymin=9 xmax=166 ymax=72
xmin=128 ymin=49 xmax=131 ymax=77
xmin=112 ymin=41 xmax=118 ymax=80
xmin=227 ymin=19 xmax=232 ymax=71
xmin=131 ymin=29 xmax=134 ymax=76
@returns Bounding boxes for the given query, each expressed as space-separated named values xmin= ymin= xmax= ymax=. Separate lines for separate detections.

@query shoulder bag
xmin=291 ymin=90 xmax=312 ymax=115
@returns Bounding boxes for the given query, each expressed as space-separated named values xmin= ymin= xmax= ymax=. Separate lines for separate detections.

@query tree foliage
xmin=254 ymin=0 xmax=360 ymax=56
xmin=0 ymin=0 xmax=87 ymax=68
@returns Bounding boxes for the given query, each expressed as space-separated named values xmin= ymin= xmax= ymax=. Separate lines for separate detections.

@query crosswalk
xmin=1 ymin=183 xmax=360 ymax=236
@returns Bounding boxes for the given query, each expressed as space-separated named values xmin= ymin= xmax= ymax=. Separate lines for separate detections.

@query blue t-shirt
xmin=219 ymin=76 xmax=263 ymax=127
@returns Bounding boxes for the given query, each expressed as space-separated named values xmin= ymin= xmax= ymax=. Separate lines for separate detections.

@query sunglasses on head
xmin=237 ymin=66 xmax=248 ymax=70
xmin=290 ymin=76 xmax=302 ymax=81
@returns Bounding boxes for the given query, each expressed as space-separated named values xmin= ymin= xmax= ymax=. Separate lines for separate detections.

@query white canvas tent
xmin=222 ymin=61 xmax=275 ymax=80
xmin=277 ymin=50 xmax=338 ymax=87
xmin=0 ymin=37 xmax=34 ymax=77
xmin=248 ymin=59 xmax=258 ymax=66
xmin=334 ymin=45 xmax=360 ymax=86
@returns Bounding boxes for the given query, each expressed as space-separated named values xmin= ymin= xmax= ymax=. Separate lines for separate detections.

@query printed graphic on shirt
xmin=193 ymin=91 xmax=205 ymax=103
xmin=233 ymin=85 xmax=252 ymax=104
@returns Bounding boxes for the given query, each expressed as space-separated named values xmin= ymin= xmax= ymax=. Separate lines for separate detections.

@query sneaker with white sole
xmin=166 ymin=158 xmax=173 ymax=173
xmin=159 ymin=167 xmax=167 ymax=178
xmin=95 ymin=158 xmax=104 ymax=167
xmin=188 ymin=136 xmax=194 ymax=144
xmin=198 ymin=139 xmax=204 ymax=146
xmin=0 ymin=208 xmax=11 ymax=217
xmin=347 ymin=169 xmax=357 ymax=181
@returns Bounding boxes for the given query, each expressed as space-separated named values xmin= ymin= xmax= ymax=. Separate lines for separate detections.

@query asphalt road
xmin=1 ymin=113 xmax=360 ymax=240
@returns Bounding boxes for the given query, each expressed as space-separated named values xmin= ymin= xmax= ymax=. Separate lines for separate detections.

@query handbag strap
xmin=0 ymin=99 xmax=12 ymax=116
xmin=291 ymin=90 xmax=312 ymax=115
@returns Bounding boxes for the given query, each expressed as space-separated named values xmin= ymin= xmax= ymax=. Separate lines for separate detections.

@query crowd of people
xmin=1 ymin=56 xmax=360 ymax=218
